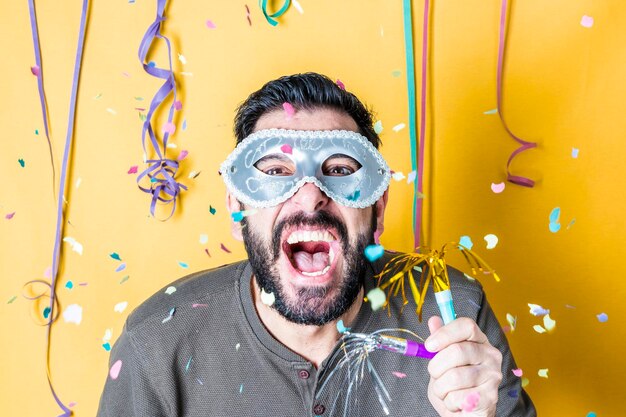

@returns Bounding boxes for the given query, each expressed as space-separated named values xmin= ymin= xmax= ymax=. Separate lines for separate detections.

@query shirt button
xmin=313 ymin=404 xmax=325 ymax=415
xmin=298 ymin=369 xmax=310 ymax=379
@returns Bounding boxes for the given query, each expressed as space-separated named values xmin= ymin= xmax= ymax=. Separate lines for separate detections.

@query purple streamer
xmin=137 ymin=0 xmax=187 ymax=220
xmin=27 ymin=0 xmax=90 ymax=414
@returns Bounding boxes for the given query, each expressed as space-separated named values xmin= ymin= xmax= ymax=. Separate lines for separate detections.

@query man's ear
xmin=226 ymin=192 xmax=244 ymax=241
xmin=373 ymin=189 xmax=389 ymax=244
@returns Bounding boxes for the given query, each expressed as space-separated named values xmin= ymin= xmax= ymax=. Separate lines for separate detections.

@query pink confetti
xmin=461 ymin=392 xmax=480 ymax=412
xmin=206 ymin=20 xmax=216 ymax=29
xmin=192 ymin=303 xmax=208 ymax=308
xmin=336 ymin=79 xmax=345 ymax=90
xmin=392 ymin=371 xmax=407 ymax=378
xmin=245 ymin=5 xmax=252 ymax=25
xmin=512 ymin=368 xmax=523 ymax=377
xmin=122 ymin=72 xmax=131 ymax=78
xmin=30 ymin=65 xmax=40 ymax=76
xmin=5 ymin=212 xmax=15 ymax=220
xmin=68 ymin=402 xmax=77 ymax=408
xmin=581 ymin=15 xmax=594 ymax=28
xmin=280 ymin=144 xmax=293 ymax=154
xmin=109 ymin=360 xmax=123 ymax=379
xmin=177 ymin=150 xmax=189 ymax=161
xmin=128 ymin=165 xmax=138 ymax=174
xmin=220 ymin=243 xmax=232 ymax=253
xmin=174 ymin=100 xmax=182 ymax=110
xmin=44 ymin=266 xmax=52 ymax=279
xmin=491 ymin=182 xmax=505 ymax=193
xmin=282 ymin=102 xmax=295 ymax=117
xmin=164 ymin=122 xmax=176 ymax=135
xmin=204 ymin=248 xmax=211 ymax=257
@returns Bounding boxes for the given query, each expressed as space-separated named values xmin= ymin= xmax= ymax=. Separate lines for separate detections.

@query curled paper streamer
xmin=136 ymin=0 xmax=187 ymax=220
xmin=317 ymin=328 xmax=432 ymax=416
xmin=497 ymin=0 xmax=537 ymax=187
xmin=375 ymin=243 xmax=500 ymax=322
xmin=259 ymin=0 xmax=291 ymax=26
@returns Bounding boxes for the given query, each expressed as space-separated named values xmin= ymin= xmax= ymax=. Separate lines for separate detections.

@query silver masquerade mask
xmin=220 ymin=129 xmax=391 ymax=209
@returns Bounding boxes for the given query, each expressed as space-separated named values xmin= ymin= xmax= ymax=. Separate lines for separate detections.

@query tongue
xmin=292 ymin=251 xmax=330 ymax=273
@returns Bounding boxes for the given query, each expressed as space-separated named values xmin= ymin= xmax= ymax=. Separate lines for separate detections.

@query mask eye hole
xmin=322 ymin=154 xmax=361 ymax=177
xmin=254 ymin=154 xmax=295 ymax=176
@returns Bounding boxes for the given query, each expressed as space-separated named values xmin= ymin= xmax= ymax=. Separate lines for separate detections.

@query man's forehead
xmin=253 ymin=107 xmax=359 ymax=133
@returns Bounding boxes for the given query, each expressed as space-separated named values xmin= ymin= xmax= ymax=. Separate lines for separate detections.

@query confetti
xmin=580 ymin=15 xmax=594 ymax=28
xmin=63 ymin=237 xmax=84 ymax=255
xmin=366 ymin=287 xmax=386 ymax=311
xmin=220 ymin=243 xmax=232 ymax=253
xmin=566 ymin=218 xmax=576 ymax=230
xmin=543 ymin=314 xmax=556 ymax=332
xmin=188 ymin=171 xmax=201 ymax=179
xmin=197 ymin=378 xmax=204 ymax=385
xmin=102 ymin=343 xmax=111 ymax=351
xmin=280 ymin=144 xmax=293 ymax=154
xmin=571 ymin=148 xmax=579 ymax=158
xmin=165 ymin=286 xmax=177 ymax=295
xmin=364 ymin=244 xmax=384 ymax=262
xmin=336 ymin=319 xmax=350 ymax=334
xmin=115 ymin=263 xmax=126 ymax=272
xmin=65 ymin=281 xmax=74 ymax=289
xmin=114 ymin=301 xmax=128 ymax=313
xmin=528 ymin=303 xmax=550 ymax=316
xmin=239 ymin=384 xmax=244 ymax=393
xmin=209 ymin=206 xmax=217 ymax=215
xmin=521 ymin=377 xmax=529 ymax=387
xmin=597 ymin=312 xmax=608 ymax=323
xmin=336 ymin=79 xmax=345 ymax=90
xmin=491 ymin=182 xmax=505 ymax=193
xmin=177 ymin=53 xmax=187 ymax=65
xmin=177 ymin=150 xmax=189 ymax=161
xmin=109 ymin=360 xmax=123 ymax=379
xmin=459 ymin=235 xmax=473 ymax=250
xmin=235 ymin=343 xmax=241 ymax=350
xmin=18 ymin=159 xmax=25 ymax=167
xmin=106 ymin=108 xmax=117 ymax=115
xmin=162 ymin=307 xmax=176 ymax=323
xmin=484 ymin=234 xmax=498 ymax=249
xmin=374 ymin=120 xmax=383 ymax=134
xmin=75 ymin=178 xmax=82 ymax=188
xmin=103 ymin=329 xmax=112 ymax=342
xmin=31 ymin=65 xmax=41 ymax=76
xmin=182 ymin=119 xmax=188 ymax=130
xmin=119 ymin=275 xmax=130 ymax=284
xmin=507 ymin=389 xmax=519 ymax=398
xmin=538 ymin=368 xmax=549 ymax=378
xmin=204 ymin=249 xmax=211 ymax=257
xmin=178 ymin=261 xmax=189 ymax=269
xmin=174 ymin=100 xmax=182 ymax=111
xmin=192 ymin=303 xmax=208 ymax=308
xmin=533 ymin=325 xmax=546 ymax=334
xmin=587 ymin=412 xmax=597 ymax=417
xmin=346 ymin=189 xmax=361 ymax=201
xmin=292 ymin=0 xmax=303 ymax=13
xmin=5 ymin=212 xmax=15 ymax=220
xmin=512 ymin=368 xmax=523 ymax=377
xmin=231 ymin=209 xmax=257 ymax=222
xmin=549 ymin=207 xmax=561 ymax=233
xmin=122 ymin=72 xmax=131 ymax=77
xmin=392 ymin=123 xmax=406 ymax=132
xmin=282 ymin=102 xmax=296 ymax=118
xmin=245 ymin=4 xmax=252 ymax=25
xmin=391 ymin=70 xmax=402 ymax=77
xmin=110 ymin=252 xmax=122 ymax=261
xmin=127 ymin=165 xmax=138 ymax=175
xmin=63 ymin=304 xmax=83 ymax=325
xmin=7 ymin=296 xmax=17 ymax=304
xmin=164 ymin=122 xmax=176 ymax=135
xmin=185 ymin=357 xmax=192 ymax=372
xmin=43 ymin=307 xmax=51 ymax=319
xmin=407 ymin=171 xmax=417 ymax=184
xmin=461 ymin=392 xmax=480 ymax=412
xmin=391 ymin=172 xmax=405 ymax=181
xmin=199 ymin=234 xmax=209 ymax=244
xmin=206 ymin=20 xmax=216 ymax=29
xmin=392 ymin=371 xmax=407 ymax=378
xmin=483 ymin=108 xmax=498 ymax=115
xmin=506 ymin=313 xmax=517 ymax=332
xmin=260 ymin=288 xmax=275 ymax=306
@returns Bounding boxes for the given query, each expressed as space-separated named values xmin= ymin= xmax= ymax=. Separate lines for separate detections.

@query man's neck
xmin=251 ymin=276 xmax=363 ymax=368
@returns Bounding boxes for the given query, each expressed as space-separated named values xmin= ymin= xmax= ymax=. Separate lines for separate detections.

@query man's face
xmin=228 ymin=108 xmax=386 ymax=325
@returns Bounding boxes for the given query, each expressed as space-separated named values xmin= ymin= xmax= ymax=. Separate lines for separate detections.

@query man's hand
xmin=425 ymin=316 xmax=503 ymax=417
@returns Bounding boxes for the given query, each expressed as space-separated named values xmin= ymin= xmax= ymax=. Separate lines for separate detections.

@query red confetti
xmin=5 ymin=212 xmax=16 ymax=220
xmin=220 ymin=243 xmax=232 ymax=253
xmin=31 ymin=65 xmax=41 ymax=76
xmin=128 ymin=166 xmax=138 ymax=174
xmin=336 ymin=79 xmax=345 ymax=90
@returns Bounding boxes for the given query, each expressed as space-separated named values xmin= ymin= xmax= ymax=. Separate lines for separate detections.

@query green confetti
xmin=365 ymin=288 xmax=386 ymax=311
xmin=18 ymin=159 xmax=25 ymax=167
xmin=35 ymin=129 xmax=39 ymax=135
xmin=7 ymin=296 xmax=17 ymax=304
xmin=391 ymin=70 xmax=402 ymax=77
xmin=134 ymin=96 xmax=144 ymax=101
xmin=110 ymin=252 xmax=122 ymax=261
xmin=209 ymin=206 xmax=217 ymax=215
xmin=483 ymin=108 xmax=498 ymax=115
xmin=119 ymin=275 xmax=130 ymax=284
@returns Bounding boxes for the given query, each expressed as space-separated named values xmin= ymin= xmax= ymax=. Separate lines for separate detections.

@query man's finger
xmin=425 ymin=317 xmax=488 ymax=352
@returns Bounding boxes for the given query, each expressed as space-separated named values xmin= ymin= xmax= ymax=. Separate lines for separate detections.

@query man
xmin=98 ymin=73 xmax=535 ymax=416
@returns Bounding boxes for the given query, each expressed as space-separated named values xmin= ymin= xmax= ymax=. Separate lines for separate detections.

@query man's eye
xmin=325 ymin=165 xmax=355 ymax=176
xmin=263 ymin=166 xmax=293 ymax=176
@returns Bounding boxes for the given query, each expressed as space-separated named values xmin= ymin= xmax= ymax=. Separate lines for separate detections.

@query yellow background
xmin=1 ymin=0 xmax=624 ymax=415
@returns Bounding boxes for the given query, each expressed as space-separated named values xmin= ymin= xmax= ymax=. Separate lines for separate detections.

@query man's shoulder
xmin=125 ymin=260 xmax=249 ymax=332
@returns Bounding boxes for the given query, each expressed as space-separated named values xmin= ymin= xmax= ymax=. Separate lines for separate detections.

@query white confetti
xmin=199 ymin=234 xmax=209 ymax=245
xmin=374 ymin=120 xmax=383 ymax=134
xmin=114 ymin=301 xmax=128 ymax=313
xmin=528 ymin=303 xmax=550 ymax=316
xmin=392 ymin=172 xmax=405 ymax=181
xmin=178 ymin=53 xmax=187 ymax=65
xmin=260 ymin=288 xmax=275 ymax=306
xmin=103 ymin=329 xmax=113 ymax=342
xmin=484 ymin=234 xmax=498 ymax=249
xmin=63 ymin=304 xmax=83 ymax=325
xmin=165 ymin=286 xmax=177 ymax=295
xmin=392 ymin=123 xmax=406 ymax=132
xmin=63 ymin=237 xmax=84 ymax=255
xmin=292 ymin=0 xmax=303 ymax=13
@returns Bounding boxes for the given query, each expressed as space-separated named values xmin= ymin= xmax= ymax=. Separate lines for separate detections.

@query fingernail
xmin=425 ymin=339 xmax=438 ymax=351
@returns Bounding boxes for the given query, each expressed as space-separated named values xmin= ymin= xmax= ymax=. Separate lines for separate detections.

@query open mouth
xmin=282 ymin=230 xmax=338 ymax=277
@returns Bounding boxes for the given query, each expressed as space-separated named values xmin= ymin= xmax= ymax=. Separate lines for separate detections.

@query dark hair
xmin=233 ymin=72 xmax=381 ymax=148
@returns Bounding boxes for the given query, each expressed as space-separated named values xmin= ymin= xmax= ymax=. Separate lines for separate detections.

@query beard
xmin=241 ymin=209 xmax=376 ymax=326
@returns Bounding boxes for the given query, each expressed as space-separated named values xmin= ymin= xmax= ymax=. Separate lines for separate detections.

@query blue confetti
xmin=459 ymin=235 xmax=473 ymax=250
xmin=65 ymin=281 xmax=74 ymax=289
xmin=148 ymin=61 xmax=156 ymax=68
xmin=162 ymin=307 xmax=176 ymax=323
xmin=483 ymin=108 xmax=498 ymax=115
xmin=346 ymin=189 xmax=361 ymax=201
xmin=586 ymin=413 xmax=597 ymax=417
xmin=364 ymin=244 xmax=384 ymax=262
xmin=572 ymin=148 xmax=579 ymax=158
xmin=178 ymin=261 xmax=189 ymax=269
xmin=110 ymin=252 xmax=122 ymax=261
xmin=239 ymin=384 xmax=244 ymax=393
xmin=231 ymin=212 xmax=244 ymax=222
xmin=507 ymin=389 xmax=519 ymax=398
xmin=102 ymin=343 xmax=111 ymax=351
xmin=209 ymin=206 xmax=217 ymax=215
xmin=182 ymin=119 xmax=187 ymax=130
xmin=115 ymin=263 xmax=127 ymax=272
xmin=185 ymin=357 xmax=192 ymax=372
xmin=43 ymin=307 xmax=51 ymax=319
xmin=549 ymin=207 xmax=561 ymax=233
xmin=336 ymin=319 xmax=350 ymax=334
xmin=597 ymin=313 xmax=608 ymax=323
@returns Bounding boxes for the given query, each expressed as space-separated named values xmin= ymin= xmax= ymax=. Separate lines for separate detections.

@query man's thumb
xmin=428 ymin=315 xmax=444 ymax=335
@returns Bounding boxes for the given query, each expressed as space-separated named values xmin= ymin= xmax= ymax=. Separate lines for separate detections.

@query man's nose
xmin=289 ymin=182 xmax=330 ymax=212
